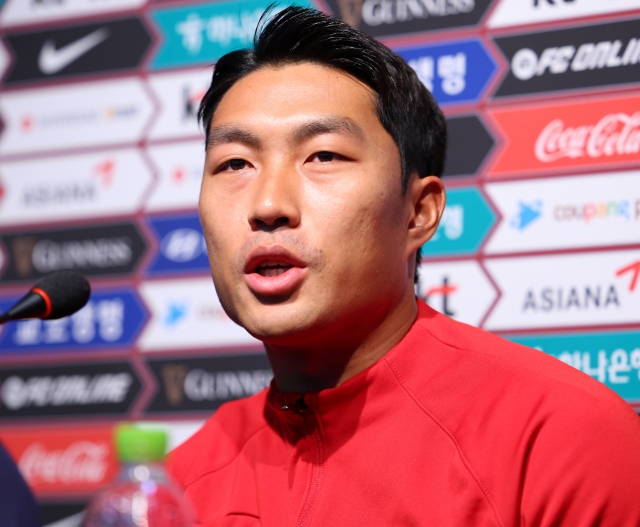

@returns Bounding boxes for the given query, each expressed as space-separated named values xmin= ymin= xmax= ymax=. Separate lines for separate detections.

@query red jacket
xmin=168 ymin=301 xmax=640 ymax=527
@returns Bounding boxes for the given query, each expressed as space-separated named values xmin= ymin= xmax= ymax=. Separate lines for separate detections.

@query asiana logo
xmin=522 ymin=259 xmax=640 ymax=313
xmin=20 ymin=158 xmax=115 ymax=208
xmin=522 ymin=284 xmax=620 ymax=312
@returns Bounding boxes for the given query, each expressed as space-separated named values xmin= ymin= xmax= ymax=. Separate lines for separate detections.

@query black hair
xmin=198 ymin=5 xmax=447 ymax=283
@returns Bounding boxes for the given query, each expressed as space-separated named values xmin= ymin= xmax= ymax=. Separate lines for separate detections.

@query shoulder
xmin=167 ymin=388 xmax=270 ymax=489
xmin=389 ymin=301 xmax=640 ymax=524
xmin=394 ymin=300 xmax=629 ymax=415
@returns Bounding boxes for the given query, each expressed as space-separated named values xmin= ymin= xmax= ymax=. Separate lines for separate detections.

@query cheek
xmin=199 ymin=182 xmax=243 ymax=275
xmin=303 ymin=170 xmax=404 ymax=275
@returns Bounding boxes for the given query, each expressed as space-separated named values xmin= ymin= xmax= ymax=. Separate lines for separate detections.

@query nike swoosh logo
xmin=38 ymin=28 xmax=110 ymax=75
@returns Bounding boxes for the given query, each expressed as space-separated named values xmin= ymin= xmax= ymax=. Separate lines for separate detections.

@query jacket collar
xmin=264 ymin=299 xmax=430 ymax=425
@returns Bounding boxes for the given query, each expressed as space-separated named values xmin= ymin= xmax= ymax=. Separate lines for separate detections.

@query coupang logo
xmin=509 ymin=200 xmax=542 ymax=231
xmin=325 ymin=0 xmax=492 ymax=38
xmin=510 ymin=198 xmax=638 ymax=230
xmin=485 ymin=171 xmax=640 ymax=255
xmin=553 ymin=199 xmax=639 ymax=224
xmin=488 ymin=94 xmax=640 ymax=177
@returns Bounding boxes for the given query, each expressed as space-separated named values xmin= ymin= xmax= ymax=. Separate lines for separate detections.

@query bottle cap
xmin=115 ymin=424 xmax=167 ymax=463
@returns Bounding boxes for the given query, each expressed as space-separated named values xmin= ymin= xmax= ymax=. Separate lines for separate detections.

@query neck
xmin=265 ymin=287 xmax=418 ymax=393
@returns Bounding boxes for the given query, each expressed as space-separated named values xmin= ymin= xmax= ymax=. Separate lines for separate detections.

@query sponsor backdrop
xmin=0 ymin=0 xmax=639 ymax=523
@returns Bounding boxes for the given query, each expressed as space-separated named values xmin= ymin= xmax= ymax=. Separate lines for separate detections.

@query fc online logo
xmin=493 ymin=18 xmax=640 ymax=99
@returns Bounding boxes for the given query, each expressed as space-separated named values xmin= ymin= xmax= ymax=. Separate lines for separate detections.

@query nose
xmin=248 ymin=161 xmax=301 ymax=231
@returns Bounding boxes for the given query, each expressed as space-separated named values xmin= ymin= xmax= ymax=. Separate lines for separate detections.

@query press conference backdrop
xmin=0 ymin=0 xmax=639 ymax=523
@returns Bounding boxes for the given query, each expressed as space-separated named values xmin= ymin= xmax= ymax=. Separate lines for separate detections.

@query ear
xmin=406 ymin=174 xmax=446 ymax=257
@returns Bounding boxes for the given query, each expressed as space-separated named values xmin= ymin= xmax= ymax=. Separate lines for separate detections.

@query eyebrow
xmin=206 ymin=116 xmax=365 ymax=151
xmin=206 ymin=126 xmax=262 ymax=150
xmin=292 ymin=116 xmax=365 ymax=143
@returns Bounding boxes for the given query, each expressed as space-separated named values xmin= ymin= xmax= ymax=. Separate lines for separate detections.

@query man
xmin=168 ymin=6 xmax=640 ymax=526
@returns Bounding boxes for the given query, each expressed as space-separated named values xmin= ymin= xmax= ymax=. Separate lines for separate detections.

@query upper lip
xmin=244 ymin=244 xmax=306 ymax=274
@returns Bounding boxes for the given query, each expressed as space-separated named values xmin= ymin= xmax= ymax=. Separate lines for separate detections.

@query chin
xmin=240 ymin=303 xmax=322 ymax=344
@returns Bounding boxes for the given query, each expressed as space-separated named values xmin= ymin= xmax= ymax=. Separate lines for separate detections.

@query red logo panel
xmin=488 ymin=94 xmax=640 ymax=178
xmin=0 ymin=425 xmax=117 ymax=496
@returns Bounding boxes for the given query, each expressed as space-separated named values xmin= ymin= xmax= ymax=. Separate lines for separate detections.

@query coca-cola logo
xmin=535 ymin=112 xmax=640 ymax=163
xmin=19 ymin=441 xmax=109 ymax=487
xmin=487 ymin=94 xmax=640 ymax=177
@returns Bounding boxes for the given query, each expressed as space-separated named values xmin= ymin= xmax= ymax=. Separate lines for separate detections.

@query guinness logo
xmin=337 ymin=0 xmax=364 ymax=27
xmin=145 ymin=353 xmax=273 ymax=414
xmin=324 ymin=0 xmax=491 ymax=39
xmin=11 ymin=237 xmax=35 ymax=277
xmin=1 ymin=222 xmax=147 ymax=283
xmin=161 ymin=364 xmax=187 ymax=407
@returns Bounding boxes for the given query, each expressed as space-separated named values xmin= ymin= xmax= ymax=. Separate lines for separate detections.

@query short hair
xmin=198 ymin=5 xmax=447 ymax=283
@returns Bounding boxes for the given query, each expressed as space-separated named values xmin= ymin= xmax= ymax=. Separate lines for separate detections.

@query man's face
xmin=200 ymin=63 xmax=421 ymax=347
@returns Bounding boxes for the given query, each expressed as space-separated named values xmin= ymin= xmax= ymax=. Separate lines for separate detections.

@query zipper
xmin=284 ymin=396 xmax=324 ymax=527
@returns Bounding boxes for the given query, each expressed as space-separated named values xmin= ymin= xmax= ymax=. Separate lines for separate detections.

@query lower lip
xmin=244 ymin=267 xmax=306 ymax=296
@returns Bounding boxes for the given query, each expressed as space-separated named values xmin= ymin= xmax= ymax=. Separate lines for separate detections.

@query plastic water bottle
xmin=84 ymin=424 xmax=193 ymax=527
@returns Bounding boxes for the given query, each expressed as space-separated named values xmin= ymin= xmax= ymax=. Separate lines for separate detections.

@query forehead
xmin=211 ymin=62 xmax=379 ymax=129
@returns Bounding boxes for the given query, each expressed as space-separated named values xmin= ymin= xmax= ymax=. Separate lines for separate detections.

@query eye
xmin=217 ymin=159 xmax=248 ymax=173
xmin=308 ymin=151 xmax=347 ymax=163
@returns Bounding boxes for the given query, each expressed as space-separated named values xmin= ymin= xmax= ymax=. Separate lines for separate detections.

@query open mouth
xmin=255 ymin=260 xmax=294 ymax=277
xmin=243 ymin=245 xmax=307 ymax=295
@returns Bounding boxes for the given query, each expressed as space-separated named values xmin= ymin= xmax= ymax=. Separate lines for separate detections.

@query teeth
xmin=254 ymin=258 xmax=293 ymax=274
xmin=262 ymin=267 xmax=289 ymax=277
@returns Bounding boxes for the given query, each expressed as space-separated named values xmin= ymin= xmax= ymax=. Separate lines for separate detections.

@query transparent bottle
xmin=84 ymin=424 xmax=193 ymax=527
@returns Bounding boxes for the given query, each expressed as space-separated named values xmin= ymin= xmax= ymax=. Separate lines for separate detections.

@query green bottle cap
xmin=114 ymin=424 xmax=167 ymax=463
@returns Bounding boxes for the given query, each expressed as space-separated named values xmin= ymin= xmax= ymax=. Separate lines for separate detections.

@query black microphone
xmin=0 ymin=271 xmax=91 ymax=324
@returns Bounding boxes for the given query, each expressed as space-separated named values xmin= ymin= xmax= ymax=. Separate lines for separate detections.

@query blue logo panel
xmin=151 ymin=0 xmax=313 ymax=69
xmin=396 ymin=39 xmax=497 ymax=105
xmin=0 ymin=289 xmax=146 ymax=355
xmin=510 ymin=331 xmax=640 ymax=402
xmin=147 ymin=214 xmax=210 ymax=276
xmin=422 ymin=187 xmax=496 ymax=257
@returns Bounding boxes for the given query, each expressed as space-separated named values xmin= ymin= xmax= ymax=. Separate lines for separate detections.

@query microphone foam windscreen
xmin=33 ymin=271 xmax=91 ymax=319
